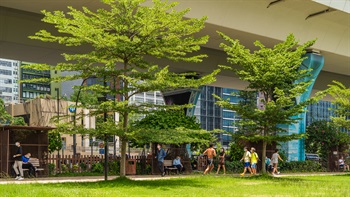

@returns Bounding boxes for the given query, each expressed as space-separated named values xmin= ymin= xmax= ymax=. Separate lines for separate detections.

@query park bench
xmin=23 ymin=158 xmax=44 ymax=177
xmin=163 ymin=160 xmax=178 ymax=175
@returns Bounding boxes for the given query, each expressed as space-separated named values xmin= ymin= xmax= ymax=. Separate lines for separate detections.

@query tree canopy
xmin=305 ymin=120 xmax=350 ymax=162
xmin=131 ymin=110 xmax=216 ymax=147
xmin=0 ymin=98 xmax=12 ymax=125
xmin=215 ymin=33 xmax=317 ymax=173
xmin=26 ymin=0 xmax=219 ymax=177
xmin=324 ymin=81 xmax=350 ymax=130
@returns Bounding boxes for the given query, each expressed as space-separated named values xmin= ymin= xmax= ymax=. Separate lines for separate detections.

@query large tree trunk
xmin=120 ymin=139 xmax=127 ymax=176
xmin=261 ymin=140 xmax=267 ymax=174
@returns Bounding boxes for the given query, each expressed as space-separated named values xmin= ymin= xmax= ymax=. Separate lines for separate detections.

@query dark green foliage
xmin=48 ymin=130 xmax=63 ymax=153
xmin=91 ymin=162 xmax=104 ymax=174
xmin=225 ymin=161 xmax=244 ymax=173
xmin=305 ymin=120 xmax=350 ymax=163
xmin=228 ymin=141 xmax=245 ymax=161
xmin=79 ymin=162 xmax=88 ymax=171
xmin=48 ymin=163 xmax=56 ymax=175
xmin=12 ymin=117 xmax=27 ymax=126
xmin=135 ymin=110 xmax=200 ymax=130
xmin=279 ymin=161 xmax=325 ymax=172
xmin=131 ymin=110 xmax=216 ymax=147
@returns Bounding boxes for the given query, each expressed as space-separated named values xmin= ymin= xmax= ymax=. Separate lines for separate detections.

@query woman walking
xmin=216 ymin=148 xmax=226 ymax=175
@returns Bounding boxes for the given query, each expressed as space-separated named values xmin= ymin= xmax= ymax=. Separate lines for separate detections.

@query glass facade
xmin=306 ymin=100 xmax=348 ymax=133
xmin=21 ymin=62 xmax=51 ymax=101
xmin=194 ymin=86 xmax=243 ymax=148
xmin=306 ymin=100 xmax=334 ymax=126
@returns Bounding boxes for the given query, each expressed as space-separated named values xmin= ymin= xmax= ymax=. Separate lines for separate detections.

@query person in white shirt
xmin=338 ymin=156 xmax=349 ymax=171
xmin=271 ymin=149 xmax=283 ymax=175
xmin=240 ymin=147 xmax=252 ymax=176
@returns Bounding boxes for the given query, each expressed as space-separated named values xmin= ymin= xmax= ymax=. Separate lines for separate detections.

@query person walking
xmin=250 ymin=147 xmax=259 ymax=175
xmin=216 ymin=148 xmax=226 ymax=175
xmin=271 ymin=149 xmax=283 ymax=175
xmin=240 ymin=147 xmax=252 ymax=176
xmin=13 ymin=141 xmax=24 ymax=180
xmin=203 ymin=144 xmax=216 ymax=175
xmin=156 ymin=143 xmax=167 ymax=177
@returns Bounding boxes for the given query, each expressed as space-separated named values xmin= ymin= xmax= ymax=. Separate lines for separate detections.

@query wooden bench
xmin=163 ymin=160 xmax=178 ymax=175
xmin=23 ymin=158 xmax=44 ymax=177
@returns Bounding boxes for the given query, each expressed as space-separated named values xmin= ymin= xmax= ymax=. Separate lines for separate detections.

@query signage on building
xmin=68 ymin=105 xmax=76 ymax=113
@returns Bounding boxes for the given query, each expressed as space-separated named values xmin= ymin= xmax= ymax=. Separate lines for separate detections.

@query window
xmin=0 ymin=69 xmax=12 ymax=75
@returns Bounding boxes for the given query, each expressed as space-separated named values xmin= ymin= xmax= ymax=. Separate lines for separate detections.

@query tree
xmin=215 ymin=33 xmax=317 ymax=173
xmin=131 ymin=110 xmax=216 ymax=149
xmin=0 ymin=98 xmax=12 ymax=125
xmin=305 ymin=120 xmax=350 ymax=164
xmin=12 ymin=117 xmax=27 ymax=126
xmin=26 ymin=0 xmax=219 ymax=177
xmin=70 ymin=87 xmax=99 ymax=108
xmin=325 ymin=81 xmax=350 ymax=130
xmin=48 ymin=130 xmax=63 ymax=154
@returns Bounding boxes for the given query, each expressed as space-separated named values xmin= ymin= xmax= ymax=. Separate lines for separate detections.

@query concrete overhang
xmin=0 ymin=0 xmax=349 ymax=93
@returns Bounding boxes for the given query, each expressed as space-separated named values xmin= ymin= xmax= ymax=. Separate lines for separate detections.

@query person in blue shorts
xmin=240 ymin=147 xmax=252 ymax=176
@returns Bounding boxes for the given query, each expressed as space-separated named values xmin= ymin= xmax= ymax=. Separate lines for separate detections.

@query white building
xmin=0 ymin=58 xmax=19 ymax=104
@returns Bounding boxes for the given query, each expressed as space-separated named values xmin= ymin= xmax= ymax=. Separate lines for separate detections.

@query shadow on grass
xmin=47 ymin=176 xmax=206 ymax=190
xmin=234 ymin=174 xmax=306 ymax=183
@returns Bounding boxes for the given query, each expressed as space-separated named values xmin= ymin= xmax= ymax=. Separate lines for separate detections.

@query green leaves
xmin=305 ymin=120 xmax=350 ymax=161
xmin=324 ymin=81 xmax=350 ymax=130
xmin=131 ymin=110 xmax=216 ymax=146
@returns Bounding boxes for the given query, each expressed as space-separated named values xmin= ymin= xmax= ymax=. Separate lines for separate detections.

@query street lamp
xmin=73 ymin=76 xmax=96 ymax=157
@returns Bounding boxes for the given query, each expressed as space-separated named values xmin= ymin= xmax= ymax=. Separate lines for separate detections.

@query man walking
xmin=156 ymin=143 xmax=166 ymax=177
xmin=203 ymin=144 xmax=216 ymax=175
xmin=13 ymin=141 xmax=24 ymax=180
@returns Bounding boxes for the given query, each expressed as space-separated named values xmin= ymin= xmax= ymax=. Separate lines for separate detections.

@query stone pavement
xmin=0 ymin=172 xmax=347 ymax=185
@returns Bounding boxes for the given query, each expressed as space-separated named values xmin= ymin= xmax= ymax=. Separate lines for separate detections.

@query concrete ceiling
xmin=0 ymin=0 xmax=349 ymax=85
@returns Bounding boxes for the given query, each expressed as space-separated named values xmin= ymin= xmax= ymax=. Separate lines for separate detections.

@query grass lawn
xmin=1 ymin=174 xmax=349 ymax=197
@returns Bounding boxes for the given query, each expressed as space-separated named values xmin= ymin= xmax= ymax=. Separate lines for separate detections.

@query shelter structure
xmin=0 ymin=125 xmax=51 ymax=177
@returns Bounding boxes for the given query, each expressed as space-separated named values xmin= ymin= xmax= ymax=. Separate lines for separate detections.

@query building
xmin=5 ymin=98 xmax=96 ymax=155
xmin=0 ymin=58 xmax=20 ymax=104
xmin=20 ymin=62 xmax=61 ymax=101
xmin=306 ymin=100 xmax=334 ymax=126
xmin=194 ymin=86 xmax=243 ymax=148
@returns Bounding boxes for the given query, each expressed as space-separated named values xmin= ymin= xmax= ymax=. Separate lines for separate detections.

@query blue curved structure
xmin=280 ymin=52 xmax=324 ymax=161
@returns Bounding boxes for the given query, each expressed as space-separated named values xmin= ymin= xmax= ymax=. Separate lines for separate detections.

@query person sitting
xmin=173 ymin=156 xmax=184 ymax=174
xmin=338 ymin=156 xmax=349 ymax=171
xmin=22 ymin=153 xmax=36 ymax=177
xmin=265 ymin=156 xmax=273 ymax=173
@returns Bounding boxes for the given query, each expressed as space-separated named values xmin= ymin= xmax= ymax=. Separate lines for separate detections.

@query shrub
xmin=279 ymin=161 xmax=325 ymax=172
xmin=61 ymin=164 xmax=68 ymax=173
xmin=79 ymin=162 xmax=88 ymax=171
xmin=48 ymin=163 xmax=56 ymax=175
xmin=108 ymin=161 xmax=120 ymax=175
xmin=91 ymin=162 xmax=104 ymax=173
xmin=225 ymin=161 xmax=244 ymax=173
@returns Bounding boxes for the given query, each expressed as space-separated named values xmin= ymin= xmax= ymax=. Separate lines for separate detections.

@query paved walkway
xmin=0 ymin=172 xmax=347 ymax=185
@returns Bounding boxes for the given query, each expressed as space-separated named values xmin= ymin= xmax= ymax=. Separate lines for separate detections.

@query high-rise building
xmin=20 ymin=62 xmax=61 ymax=101
xmin=306 ymin=100 xmax=334 ymax=126
xmin=194 ymin=86 xmax=243 ymax=147
xmin=0 ymin=58 xmax=20 ymax=104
